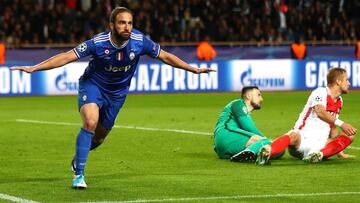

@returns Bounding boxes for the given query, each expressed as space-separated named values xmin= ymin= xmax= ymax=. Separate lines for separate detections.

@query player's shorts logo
xmin=82 ymin=95 xmax=87 ymax=101
xmin=77 ymin=43 xmax=87 ymax=52
xmin=129 ymin=52 xmax=135 ymax=60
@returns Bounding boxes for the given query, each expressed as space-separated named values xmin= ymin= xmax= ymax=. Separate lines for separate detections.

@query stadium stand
xmin=1 ymin=0 xmax=360 ymax=48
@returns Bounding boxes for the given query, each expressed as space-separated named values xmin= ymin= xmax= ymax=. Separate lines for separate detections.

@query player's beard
xmin=341 ymin=89 xmax=349 ymax=94
xmin=251 ymin=101 xmax=262 ymax=110
xmin=340 ymin=85 xmax=349 ymax=94
xmin=114 ymin=30 xmax=131 ymax=41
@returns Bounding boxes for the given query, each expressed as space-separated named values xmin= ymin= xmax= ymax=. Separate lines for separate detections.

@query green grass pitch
xmin=0 ymin=91 xmax=359 ymax=203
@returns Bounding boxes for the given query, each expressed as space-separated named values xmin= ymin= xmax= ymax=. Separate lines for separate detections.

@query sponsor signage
xmin=1 ymin=59 xmax=359 ymax=96
xmin=298 ymin=60 xmax=360 ymax=88
xmin=129 ymin=63 xmax=219 ymax=92
xmin=229 ymin=60 xmax=294 ymax=91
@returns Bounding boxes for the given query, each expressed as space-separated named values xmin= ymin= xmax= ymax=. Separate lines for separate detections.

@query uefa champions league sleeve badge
xmin=77 ymin=43 xmax=87 ymax=52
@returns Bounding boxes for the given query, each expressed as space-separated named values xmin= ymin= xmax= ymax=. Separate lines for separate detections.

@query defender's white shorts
xmin=288 ymin=128 xmax=328 ymax=157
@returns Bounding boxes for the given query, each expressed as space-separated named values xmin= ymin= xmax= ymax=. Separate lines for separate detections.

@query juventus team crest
xmin=129 ymin=52 xmax=135 ymax=60
xmin=116 ymin=52 xmax=123 ymax=61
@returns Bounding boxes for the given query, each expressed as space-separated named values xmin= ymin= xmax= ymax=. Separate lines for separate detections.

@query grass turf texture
xmin=0 ymin=91 xmax=359 ymax=203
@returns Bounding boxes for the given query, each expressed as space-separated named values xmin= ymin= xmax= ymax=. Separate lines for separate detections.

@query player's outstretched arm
xmin=10 ymin=50 xmax=78 ymax=73
xmin=157 ymin=49 xmax=216 ymax=74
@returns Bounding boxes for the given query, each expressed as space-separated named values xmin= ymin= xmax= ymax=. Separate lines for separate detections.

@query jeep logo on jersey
xmin=77 ymin=43 xmax=87 ymax=52
xmin=116 ymin=52 xmax=123 ymax=61
xmin=129 ymin=52 xmax=135 ymax=60
xmin=105 ymin=65 xmax=131 ymax=72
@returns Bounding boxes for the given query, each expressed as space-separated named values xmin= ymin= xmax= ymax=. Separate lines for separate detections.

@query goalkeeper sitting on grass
xmin=214 ymin=86 xmax=283 ymax=162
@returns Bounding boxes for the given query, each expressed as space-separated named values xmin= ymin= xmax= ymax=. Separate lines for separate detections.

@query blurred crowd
xmin=1 ymin=0 xmax=360 ymax=47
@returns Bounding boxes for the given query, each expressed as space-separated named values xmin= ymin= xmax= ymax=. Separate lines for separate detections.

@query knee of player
xmin=83 ymin=119 xmax=98 ymax=131
xmin=288 ymin=132 xmax=300 ymax=144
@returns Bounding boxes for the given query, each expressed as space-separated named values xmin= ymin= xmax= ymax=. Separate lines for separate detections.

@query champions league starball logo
xmin=77 ymin=43 xmax=87 ymax=52
xmin=315 ymin=96 xmax=322 ymax=101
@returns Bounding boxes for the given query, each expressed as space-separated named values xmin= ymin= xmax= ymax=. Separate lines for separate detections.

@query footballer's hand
xmin=10 ymin=66 xmax=35 ymax=73
xmin=337 ymin=151 xmax=356 ymax=159
xmin=246 ymin=135 xmax=264 ymax=147
xmin=341 ymin=123 xmax=357 ymax=136
xmin=194 ymin=67 xmax=216 ymax=74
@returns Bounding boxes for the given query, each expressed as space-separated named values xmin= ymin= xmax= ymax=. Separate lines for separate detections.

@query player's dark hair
xmin=327 ymin=67 xmax=347 ymax=86
xmin=241 ymin=86 xmax=259 ymax=99
xmin=110 ymin=7 xmax=133 ymax=23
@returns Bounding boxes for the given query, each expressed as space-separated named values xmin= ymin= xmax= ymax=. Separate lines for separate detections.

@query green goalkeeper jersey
xmin=215 ymin=99 xmax=264 ymax=137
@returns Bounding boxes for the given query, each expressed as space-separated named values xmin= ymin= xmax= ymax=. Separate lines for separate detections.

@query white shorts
xmin=289 ymin=128 xmax=328 ymax=157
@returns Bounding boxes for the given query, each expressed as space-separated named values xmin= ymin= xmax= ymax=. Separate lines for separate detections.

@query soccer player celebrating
xmin=256 ymin=67 xmax=357 ymax=165
xmin=11 ymin=7 xmax=215 ymax=189
xmin=214 ymin=86 xmax=283 ymax=162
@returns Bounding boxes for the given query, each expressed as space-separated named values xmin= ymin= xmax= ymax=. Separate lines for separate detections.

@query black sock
xmin=90 ymin=140 xmax=102 ymax=151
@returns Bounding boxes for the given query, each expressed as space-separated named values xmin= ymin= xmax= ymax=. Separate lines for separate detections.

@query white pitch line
xmin=0 ymin=193 xmax=39 ymax=203
xmin=81 ymin=191 xmax=360 ymax=203
xmin=349 ymin=146 xmax=360 ymax=150
xmin=15 ymin=119 xmax=79 ymax=127
xmin=14 ymin=119 xmax=360 ymax=151
xmin=14 ymin=119 xmax=212 ymax=136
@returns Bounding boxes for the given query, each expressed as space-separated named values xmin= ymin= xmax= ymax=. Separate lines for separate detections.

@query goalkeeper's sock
xmin=270 ymin=134 xmax=291 ymax=157
xmin=320 ymin=135 xmax=352 ymax=158
xmin=75 ymin=128 xmax=94 ymax=176
xmin=245 ymin=138 xmax=272 ymax=155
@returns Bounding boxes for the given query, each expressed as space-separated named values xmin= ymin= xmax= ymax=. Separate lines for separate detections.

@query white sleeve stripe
xmin=130 ymin=34 xmax=142 ymax=38
xmin=94 ymin=35 xmax=109 ymax=40
xmin=156 ymin=45 xmax=161 ymax=57
xmin=94 ymin=39 xmax=110 ymax=43
xmin=130 ymin=34 xmax=143 ymax=39
xmin=94 ymin=36 xmax=109 ymax=41
xmin=73 ymin=48 xmax=80 ymax=58
xmin=94 ymin=37 xmax=109 ymax=41
xmin=131 ymin=33 xmax=142 ymax=37
xmin=94 ymin=38 xmax=109 ymax=43
xmin=130 ymin=35 xmax=142 ymax=39
xmin=130 ymin=36 xmax=143 ymax=41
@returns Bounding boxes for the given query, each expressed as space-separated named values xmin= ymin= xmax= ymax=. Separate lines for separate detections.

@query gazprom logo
xmin=55 ymin=70 xmax=78 ymax=91
xmin=240 ymin=66 xmax=285 ymax=87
